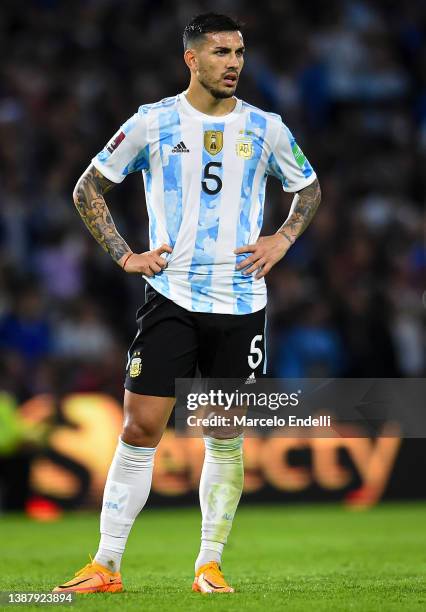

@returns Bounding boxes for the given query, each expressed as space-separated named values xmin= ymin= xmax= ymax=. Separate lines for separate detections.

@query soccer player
xmin=53 ymin=13 xmax=321 ymax=594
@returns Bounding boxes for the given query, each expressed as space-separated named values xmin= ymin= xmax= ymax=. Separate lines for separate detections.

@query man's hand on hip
xmin=119 ymin=244 xmax=173 ymax=276
xmin=234 ymin=234 xmax=292 ymax=280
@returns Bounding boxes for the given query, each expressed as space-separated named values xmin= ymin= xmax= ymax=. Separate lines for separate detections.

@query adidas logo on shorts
xmin=172 ymin=141 xmax=190 ymax=153
xmin=245 ymin=372 xmax=256 ymax=384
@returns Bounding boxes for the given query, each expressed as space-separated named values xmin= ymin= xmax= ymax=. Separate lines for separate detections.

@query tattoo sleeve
xmin=277 ymin=177 xmax=321 ymax=245
xmin=73 ymin=164 xmax=131 ymax=263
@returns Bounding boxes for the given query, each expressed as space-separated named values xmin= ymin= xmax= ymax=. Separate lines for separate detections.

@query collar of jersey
xmin=179 ymin=91 xmax=243 ymax=122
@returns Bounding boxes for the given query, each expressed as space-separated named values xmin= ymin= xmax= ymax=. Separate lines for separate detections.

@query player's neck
xmin=184 ymin=83 xmax=237 ymax=117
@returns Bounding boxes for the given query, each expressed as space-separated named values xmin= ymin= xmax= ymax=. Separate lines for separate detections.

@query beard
xmin=198 ymin=74 xmax=236 ymax=99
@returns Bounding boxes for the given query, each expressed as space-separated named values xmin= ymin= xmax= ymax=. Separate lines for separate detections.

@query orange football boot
xmin=192 ymin=561 xmax=234 ymax=594
xmin=52 ymin=557 xmax=122 ymax=594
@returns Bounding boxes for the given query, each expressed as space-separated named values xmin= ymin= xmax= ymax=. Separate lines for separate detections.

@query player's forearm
xmin=276 ymin=177 xmax=321 ymax=245
xmin=73 ymin=164 xmax=132 ymax=264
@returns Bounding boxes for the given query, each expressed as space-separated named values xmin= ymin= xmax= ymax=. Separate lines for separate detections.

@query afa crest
xmin=236 ymin=137 xmax=254 ymax=160
xmin=129 ymin=356 xmax=142 ymax=378
xmin=204 ymin=130 xmax=223 ymax=155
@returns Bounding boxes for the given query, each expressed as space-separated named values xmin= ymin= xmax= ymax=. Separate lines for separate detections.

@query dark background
xmin=0 ymin=0 xmax=424 ymax=509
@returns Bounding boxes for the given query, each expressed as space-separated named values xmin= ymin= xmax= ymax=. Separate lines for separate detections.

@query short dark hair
xmin=183 ymin=13 xmax=242 ymax=49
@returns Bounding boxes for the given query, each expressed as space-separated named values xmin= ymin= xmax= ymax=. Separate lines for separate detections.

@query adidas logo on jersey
xmin=172 ymin=141 xmax=190 ymax=153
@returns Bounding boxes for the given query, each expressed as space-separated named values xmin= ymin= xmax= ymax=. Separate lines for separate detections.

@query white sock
xmin=195 ymin=435 xmax=244 ymax=572
xmin=94 ymin=438 xmax=156 ymax=572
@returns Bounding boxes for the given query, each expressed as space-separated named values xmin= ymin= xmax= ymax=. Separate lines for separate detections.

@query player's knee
xmin=121 ymin=420 xmax=161 ymax=447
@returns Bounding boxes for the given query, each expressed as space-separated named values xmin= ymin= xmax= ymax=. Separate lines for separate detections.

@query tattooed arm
xmin=73 ymin=164 xmax=131 ymax=264
xmin=73 ymin=165 xmax=172 ymax=274
xmin=276 ymin=177 xmax=321 ymax=246
xmin=235 ymin=178 xmax=321 ymax=279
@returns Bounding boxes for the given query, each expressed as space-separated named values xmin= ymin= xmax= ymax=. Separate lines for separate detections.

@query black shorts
xmin=124 ymin=285 xmax=267 ymax=397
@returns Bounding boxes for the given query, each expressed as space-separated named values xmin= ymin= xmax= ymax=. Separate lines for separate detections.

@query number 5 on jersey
xmin=202 ymin=162 xmax=222 ymax=195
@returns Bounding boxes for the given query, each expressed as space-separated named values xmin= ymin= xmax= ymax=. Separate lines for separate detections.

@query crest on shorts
xmin=204 ymin=130 xmax=223 ymax=155
xmin=129 ymin=356 xmax=142 ymax=378
xmin=236 ymin=136 xmax=254 ymax=159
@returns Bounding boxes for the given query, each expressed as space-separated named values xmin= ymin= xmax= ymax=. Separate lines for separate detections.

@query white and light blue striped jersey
xmin=92 ymin=92 xmax=317 ymax=314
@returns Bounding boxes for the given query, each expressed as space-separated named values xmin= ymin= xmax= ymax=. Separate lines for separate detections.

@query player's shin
xmin=195 ymin=435 xmax=244 ymax=571
xmin=94 ymin=438 xmax=156 ymax=572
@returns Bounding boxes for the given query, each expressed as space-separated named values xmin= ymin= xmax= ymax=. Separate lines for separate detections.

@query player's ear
xmin=184 ymin=48 xmax=198 ymax=72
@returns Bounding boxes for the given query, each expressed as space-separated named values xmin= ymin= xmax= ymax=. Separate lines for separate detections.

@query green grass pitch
xmin=1 ymin=503 xmax=425 ymax=611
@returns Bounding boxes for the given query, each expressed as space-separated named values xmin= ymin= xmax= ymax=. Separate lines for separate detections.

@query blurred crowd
xmin=0 ymin=0 xmax=424 ymax=403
